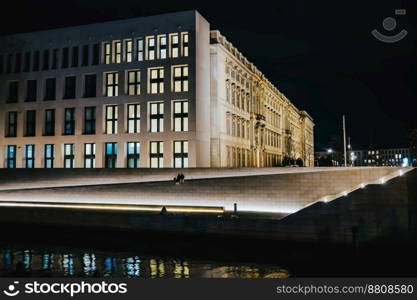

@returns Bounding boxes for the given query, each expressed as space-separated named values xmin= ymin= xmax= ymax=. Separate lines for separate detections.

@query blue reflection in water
xmin=0 ymin=247 xmax=289 ymax=278
xmin=123 ymin=256 xmax=141 ymax=277
xmin=62 ymin=254 xmax=74 ymax=276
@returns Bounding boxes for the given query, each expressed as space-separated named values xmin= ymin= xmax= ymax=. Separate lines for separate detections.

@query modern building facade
xmin=0 ymin=10 xmax=314 ymax=169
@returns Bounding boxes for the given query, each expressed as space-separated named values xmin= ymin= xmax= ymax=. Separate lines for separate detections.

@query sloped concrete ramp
xmin=0 ymin=167 xmax=410 ymax=217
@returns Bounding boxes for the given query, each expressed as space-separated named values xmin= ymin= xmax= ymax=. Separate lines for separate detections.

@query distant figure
xmin=180 ymin=173 xmax=185 ymax=184
xmin=173 ymin=176 xmax=179 ymax=185
xmin=413 ymin=159 xmax=417 ymax=168
xmin=160 ymin=206 xmax=168 ymax=215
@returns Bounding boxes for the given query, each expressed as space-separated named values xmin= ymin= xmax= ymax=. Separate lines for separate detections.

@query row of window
xmin=5 ymin=101 xmax=189 ymax=137
xmin=4 ymin=141 xmax=189 ymax=169
xmin=0 ymin=32 xmax=190 ymax=75
xmin=4 ymin=65 xmax=189 ymax=103
xmin=0 ymin=44 xmax=100 ymax=75
xmin=225 ymin=114 xmax=250 ymax=140
xmin=103 ymin=32 xmax=189 ymax=64
xmin=265 ymin=129 xmax=282 ymax=149
xmin=225 ymin=81 xmax=251 ymax=113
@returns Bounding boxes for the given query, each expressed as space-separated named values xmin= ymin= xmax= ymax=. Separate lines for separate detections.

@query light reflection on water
xmin=0 ymin=248 xmax=290 ymax=278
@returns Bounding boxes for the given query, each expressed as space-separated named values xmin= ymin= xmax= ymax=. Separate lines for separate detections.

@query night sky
xmin=1 ymin=0 xmax=416 ymax=151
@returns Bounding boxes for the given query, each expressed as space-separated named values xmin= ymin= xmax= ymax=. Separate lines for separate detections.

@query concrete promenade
xmin=0 ymin=167 xmax=410 ymax=216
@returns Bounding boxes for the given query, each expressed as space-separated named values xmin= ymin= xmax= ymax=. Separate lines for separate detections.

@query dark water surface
xmin=0 ymin=247 xmax=290 ymax=278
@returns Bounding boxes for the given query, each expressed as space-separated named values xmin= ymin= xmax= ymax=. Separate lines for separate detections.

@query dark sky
xmin=1 ymin=0 xmax=416 ymax=151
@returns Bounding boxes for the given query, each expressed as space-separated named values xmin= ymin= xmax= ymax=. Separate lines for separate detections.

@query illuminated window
xmin=6 ymin=145 xmax=16 ymax=168
xmin=64 ymin=108 xmax=75 ymax=135
xmin=84 ymin=143 xmax=95 ymax=168
xmin=127 ymin=104 xmax=140 ymax=133
xmin=173 ymin=141 xmax=188 ymax=168
xmin=170 ymin=33 xmax=179 ymax=58
xmin=25 ymin=145 xmax=35 ymax=168
xmin=127 ymin=142 xmax=140 ymax=168
xmin=44 ymin=109 xmax=55 ymax=136
xmin=173 ymin=66 xmax=189 ymax=93
xmin=6 ymin=111 xmax=17 ymax=137
xmin=44 ymin=144 xmax=54 ymax=168
xmin=150 ymin=141 xmax=163 ymax=168
xmin=26 ymin=80 xmax=37 ymax=102
xmin=104 ymin=42 xmax=111 ymax=64
xmin=25 ymin=110 xmax=36 ymax=137
xmin=147 ymin=36 xmax=155 ymax=60
xmin=105 ymin=105 xmax=118 ymax=134
xmin=64 ymin=144 xmax=74 ymax=168
xmin=173 ymin=100 xmax=188 ymax=132
xmin=127 ymin=70 xmax=140 ymax=95
xmin=105 ymin=72 xmax=119 ymax=97
xmin=150 ymin=102 xmax=164 ymax=133
xmin=181 ymin=32 xmax=189 ymax=57
xmin=149 ymin=67 xmax=164 ymax=94
xmin=114 ymin=41 xmax=121 ymax=63
xmin=136 ymin=39 xmax=144 ymax=61
xmin=84 ymin=107 xmax=96 ymax=134
xmin=159 ymin=35 xmax=167 ymax=59
xmin=125 ymin=40 xmax=133 ymax=62
xmin=105 ymin=142 xmax=118 ymax=168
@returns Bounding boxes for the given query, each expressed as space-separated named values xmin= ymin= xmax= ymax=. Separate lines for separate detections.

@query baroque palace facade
xmin=0 ymin=10 xmax=314 ymax=168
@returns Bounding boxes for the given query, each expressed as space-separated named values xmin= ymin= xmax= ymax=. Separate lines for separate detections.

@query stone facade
xmin=0 ymin=10 xmax=313 ymax=169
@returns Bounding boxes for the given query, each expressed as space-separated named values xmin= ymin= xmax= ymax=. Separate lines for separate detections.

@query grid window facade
xmin=6 ymin=145 xmax=16 ymax=168
xmin=105 ymin=142 xmax=118 ymax=168
xmin=64 ymin=108 xmax=75 ymax=135
xmin=173 ymin=66 xmax=189 ymax=92
xmin=150 ymin=141 xmax=163 ymax=168
xmin=25 ymin=144 xmax=35 ymax=168
xmin=64 ymin=76 xmax=76 ymax=99
xmin=127 ymin=142 xmax=140 ymax=168
xmin=150 ymin=102 xmax=164 ymax=133
xmin=149 ymin=68 xmax=164 ymax=94
xmin=114 ymin=41 xmax=122 ymax=64
xmin=26 ymin=80 xmax=37 ymax=102
xmin=136 ymin=39 xmax=144 ymax=61
xmin=84 ymin=107 xmax=96 ymax=134
xmin=173 ymin=141 xmax=189 ymax=168
xmin=44 ymin=109 xmax=55 ymax=136
xmin=127 ymin=70 xmax=141 ymax=95
xmin=44 ymin=144 xmax=54 ymax=168
xmin=127 ymin=104 xmax=140 ymax=133
xmin=147 ymin=36 xmax=155 ymax=60
xmin=7 ymin=111 xmax=17 ymax=137
xmin=7 ymin=81 xmax=19 ymax=103
xmin=159 ymin=35 xmax=167 ymax=59
xmin=125 ymin=40 xmax=133 ymax=62
xmin=64 ymin=144 xmax=75 ymax=168
xmin=105 ymin=72 xmax=119 ymax=97
xmin=104 ymin=42 xmax=111 ymax=64
xmin=105 ymin=105 xmax=118 ymax=134
xmin=84 ymin=143 xmax=96 ymax=168
xmin=25 ymin=110 xmax=36 ymax=137
xmin=170 ymin=34 xmax=179 ymax=58
xmin=182 ymin=32 xmax=189 ymax=57
xmin=44 ymin=78 xmax=56 ymax=101
xmin=173 ymin=101 xmax=188 ymax=132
